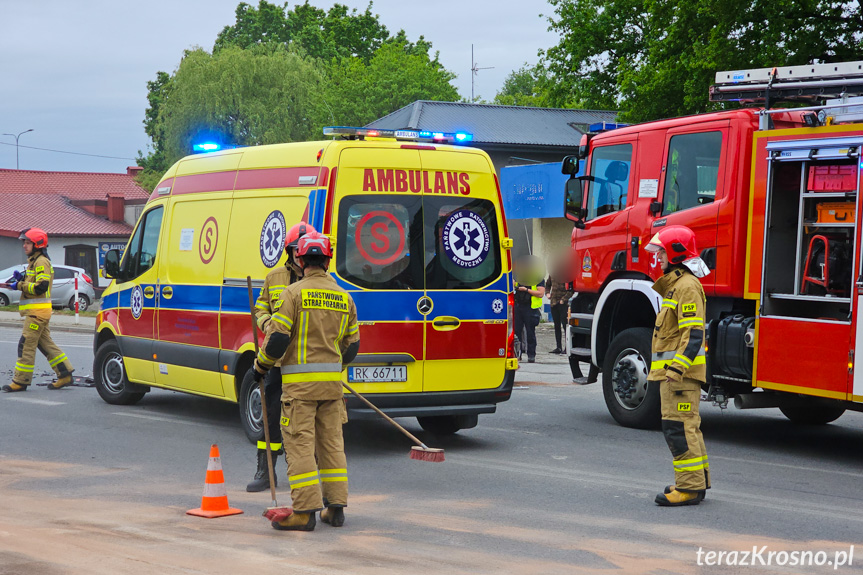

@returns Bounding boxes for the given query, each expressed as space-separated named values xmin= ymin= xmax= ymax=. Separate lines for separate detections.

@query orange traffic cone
xmin=187 ymin=444 xmax=244 ymax=518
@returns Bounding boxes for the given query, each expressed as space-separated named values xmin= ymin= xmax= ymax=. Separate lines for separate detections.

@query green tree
xmin=323 ymin=41 xmax=459 ymax=126
xmin=494 ymin=64 xmax=551 ymax=107
xmin=138 ymin=44 xmax=326 ymax=185
xmin=541 ymin=0 xmax=863 ymax=122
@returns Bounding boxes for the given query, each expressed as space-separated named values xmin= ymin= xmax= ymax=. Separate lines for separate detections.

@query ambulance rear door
xmin=418 ymin=148 xmax=508 ymax=392
xmin=333 ymin=146 xmax=425 ymax=395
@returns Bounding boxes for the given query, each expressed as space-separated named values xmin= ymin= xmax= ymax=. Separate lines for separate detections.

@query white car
xmin=0 ymin=263 xmax=97 ymax=311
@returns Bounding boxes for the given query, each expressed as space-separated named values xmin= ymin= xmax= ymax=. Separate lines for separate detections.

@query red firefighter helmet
xmin=19 ymin=227 xmax=49 ymax=249
xmin=296 ymin=232 xmax=333 ymax=258
xmin=285 ymin=221 xmax=316 ymax=249
xmin=645 ymin=225 xmax=698 ymax=264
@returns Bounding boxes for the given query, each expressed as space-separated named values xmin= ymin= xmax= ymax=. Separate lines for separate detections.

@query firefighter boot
xmin=246 ymin=449 xmax=279 ymax=492
xmin=321 ymin=505 xmax=345 ymax=527
xmin=47 ymin=375 xmax=73 ymax=390
xmin=655 ymin=488 xmax=704 ymax=507
xmin=272 ymin=512 xmax=316 ymax=531
xmin=2 ymin=383 xmax=27 ymax=393
xmin=665 ymin=485 xmax=706 ymax=500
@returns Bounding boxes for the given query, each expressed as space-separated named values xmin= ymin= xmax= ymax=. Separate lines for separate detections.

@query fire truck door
xmin=650 ymin=125 xmax=728 ymax=294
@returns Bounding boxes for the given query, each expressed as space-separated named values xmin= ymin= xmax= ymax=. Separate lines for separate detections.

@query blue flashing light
xmin=588 ymin=122 xmax=629 ymax=133
xmin=454 ymin=132 xmax=472 ymax=142
xmin=193 ymin=142 xmax=221 ymax=153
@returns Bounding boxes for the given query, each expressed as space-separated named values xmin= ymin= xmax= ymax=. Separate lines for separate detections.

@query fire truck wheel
xmin=94 ymin=339 xmax=146 ymax=405
xmin=239 ymin=368 xmax=265 ymax=444
xmin=779 ymin=403 xmax=845 ymax=425
xmin=602 ymin=327 xmax=661 ymax=429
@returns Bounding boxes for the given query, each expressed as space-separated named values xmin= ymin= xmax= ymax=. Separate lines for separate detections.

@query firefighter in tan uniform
xmin=253 ymin=232 xmax=360 ymax=531
xmin=645 ymin=225 xmax=711 ymax=506
xmin=3 ymin=228 xmax=74 ymax=392
xmin=246 ymin=222 xmax=316 ymax=492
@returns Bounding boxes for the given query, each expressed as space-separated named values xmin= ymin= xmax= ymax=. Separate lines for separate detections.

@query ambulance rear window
xmin=335 ymin=195 xmax=501 ymax=290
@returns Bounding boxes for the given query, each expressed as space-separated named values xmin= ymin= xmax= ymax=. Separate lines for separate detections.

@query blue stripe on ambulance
xmin=306 ymin=189 xmax=326 ymax=232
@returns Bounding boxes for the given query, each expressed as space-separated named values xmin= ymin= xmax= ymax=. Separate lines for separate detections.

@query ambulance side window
xmin=121 ymin=206 xmax=164 ymax=280
xmin=336 ymin=195 xmax=423 ymax=290
xmin=425 ymin=197 xmax=501 ymax=290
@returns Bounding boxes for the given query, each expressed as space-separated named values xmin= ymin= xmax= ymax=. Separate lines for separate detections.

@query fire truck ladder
xmin=709 ymin=61 xmax=863 ymax=104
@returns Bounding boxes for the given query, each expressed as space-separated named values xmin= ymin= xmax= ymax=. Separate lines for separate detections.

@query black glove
xmin=252 ymin=361 xmax=267 ymax=383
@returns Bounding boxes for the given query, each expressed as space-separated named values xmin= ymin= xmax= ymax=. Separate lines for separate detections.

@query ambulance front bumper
xmin=345 ymin=369 xmax=515 ymax=420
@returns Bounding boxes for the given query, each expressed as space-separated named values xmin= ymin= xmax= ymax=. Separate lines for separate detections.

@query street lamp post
xmin=2 ymin=129 xmax=34 ymax=169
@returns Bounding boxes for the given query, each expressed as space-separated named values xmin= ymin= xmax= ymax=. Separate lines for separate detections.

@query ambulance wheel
xmin=418 ymin=415 xmax=476 ymax=436
xmin=602 ymin=327 xmax=661 ymax=429
xmin=94 ymin=340 xmax=145 ymax=405
xmin=239 ymin=368 xmax=265 ymax=444
xmin=779 ymin=403 xmax=845 ymax=425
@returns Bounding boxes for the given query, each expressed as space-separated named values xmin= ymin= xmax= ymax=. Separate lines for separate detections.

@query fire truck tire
xmin=602 ymin=327 xmax=661 ymax=429
xmin=778 ymin=403 xmax=845 ymax=425
xmin=94 ymin=339 xmax=146 ymax=405
xmin=239 ymin=368 xmax=265 ymax=444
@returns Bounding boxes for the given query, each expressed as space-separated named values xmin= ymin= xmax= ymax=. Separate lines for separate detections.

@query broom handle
xmin=341 ymin=380 xmax=430 ymax=449
xmin=247 ymin=276 xmax=279 ymax=507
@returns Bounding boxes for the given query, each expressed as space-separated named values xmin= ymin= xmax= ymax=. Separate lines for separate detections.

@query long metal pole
xmin=3 ymin=129 xmax=33 ymax=169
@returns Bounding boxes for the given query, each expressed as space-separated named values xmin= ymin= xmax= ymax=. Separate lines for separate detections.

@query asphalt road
xmin=1 ymin=324 xmax=863 ymax=574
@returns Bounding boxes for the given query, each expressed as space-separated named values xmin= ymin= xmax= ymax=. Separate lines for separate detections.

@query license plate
xmin=348 ymin=365 xmax=407 ymax=382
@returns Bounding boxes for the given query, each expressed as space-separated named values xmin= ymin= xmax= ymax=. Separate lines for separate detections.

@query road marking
xmin=483 ymin=426 xmax=543 ymax=436
xmin=710 ymin=454 xmax=863 ymax=480
xmin=112 ymin=411 xmax=212 ymax=428
xmin=3 ymin=397 xmax=65 ymax=406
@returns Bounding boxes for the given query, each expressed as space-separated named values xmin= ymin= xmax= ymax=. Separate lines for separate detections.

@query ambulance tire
xmin=602 ymin=327 xmax=661 ymax=430
xmin=239 ymin=368 xmax=265 ymax=444
xmin=418 ymin=414 xmax=477 ymax=436
xmin=779 ymin=403 xmax=845 ymax=425
xmin=94 ymin=339 xmax=146 ymax=405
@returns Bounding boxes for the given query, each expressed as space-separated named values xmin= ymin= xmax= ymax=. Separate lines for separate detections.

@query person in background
xmin=513 ymin=255 xmax=545 ymax=363
xmin=546 ymin=256 xmax=574 ymax=355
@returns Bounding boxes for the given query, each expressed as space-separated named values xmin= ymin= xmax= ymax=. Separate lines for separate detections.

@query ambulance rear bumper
xmin=346 ymin=369 xmax=515 ymax=420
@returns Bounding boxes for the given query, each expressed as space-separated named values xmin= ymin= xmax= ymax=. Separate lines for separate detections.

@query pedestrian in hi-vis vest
xmin=246 ymin=221 xmax=316 ymax=493
xmin=3 ymin=228 xmax=74 ymax=392
xmin=252 ymin=232 xmax=360 ymax=531
xmin=644 ymin=225 xmax=712 ymax=507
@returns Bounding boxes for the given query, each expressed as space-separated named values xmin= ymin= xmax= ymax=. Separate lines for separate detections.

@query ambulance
xmin=94 ymin=127 xmax=517 ymax=441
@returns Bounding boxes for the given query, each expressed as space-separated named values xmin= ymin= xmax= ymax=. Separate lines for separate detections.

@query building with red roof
xmin=0 ymin=167 xmax=149 ymax=290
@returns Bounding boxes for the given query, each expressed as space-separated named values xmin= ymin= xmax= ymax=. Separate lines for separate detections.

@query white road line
xmin=3 ymin=397 xmax=65 ymax=406
xmin=112 ymin=411 xmax=212 ymax=428
xmin=710 ymin=454 xmax=863 ymax=479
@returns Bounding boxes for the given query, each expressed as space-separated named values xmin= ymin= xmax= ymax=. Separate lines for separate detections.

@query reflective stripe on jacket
xmin=19 ymin=252 xmax=53 ymax=319
xmin=255 ymin=264 xmax=294 ymax=367
xmin=514 ymin=283 xmax=543 ymax=309
xmin=648 ymin=267 xmax=707 ymax=382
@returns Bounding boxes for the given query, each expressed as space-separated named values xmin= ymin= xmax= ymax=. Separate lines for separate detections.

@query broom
xmin=246 ymin=277 xmax=293 ymax=523
xmin=341 ymin=381 xmax=445 ymax=462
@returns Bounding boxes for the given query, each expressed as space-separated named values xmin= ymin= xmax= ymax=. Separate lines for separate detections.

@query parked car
xmin=0 ymin=264 xmax=97 ymax=311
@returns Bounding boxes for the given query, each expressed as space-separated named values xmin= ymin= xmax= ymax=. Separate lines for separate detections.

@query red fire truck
xmin=562 ymin=61 xmax=863 ymax=428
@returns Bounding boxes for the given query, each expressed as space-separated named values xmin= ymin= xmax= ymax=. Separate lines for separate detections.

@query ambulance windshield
xmin=336 ymin=195 xmax=501 ymax=290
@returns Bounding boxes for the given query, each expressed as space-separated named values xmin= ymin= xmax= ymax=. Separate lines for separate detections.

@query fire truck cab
xmin=562 ymin=61 xmax=863 ymax=429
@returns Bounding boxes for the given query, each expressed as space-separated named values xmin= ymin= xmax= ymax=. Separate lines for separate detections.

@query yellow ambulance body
xmin=94 ymin=128 xmax=517 ymax=440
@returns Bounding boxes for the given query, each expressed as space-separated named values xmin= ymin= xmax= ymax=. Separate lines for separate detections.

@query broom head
xmin=263 ymin=506 xmax=293 ymax=522
xmin=409 ymin=446 xmax=445 ymax=463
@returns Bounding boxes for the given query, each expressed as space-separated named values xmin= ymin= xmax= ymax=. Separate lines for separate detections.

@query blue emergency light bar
xmin=588 ymin=122 xmax=629 ymax=133
xmin=323 ymin=126 xmax=473 ymax=144
xmin=193 ymin=142 xmax=222 ymax=152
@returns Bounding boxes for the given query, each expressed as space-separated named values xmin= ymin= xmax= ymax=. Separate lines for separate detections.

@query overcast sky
xmin=0 ymin=0 xmax=558 ymax=174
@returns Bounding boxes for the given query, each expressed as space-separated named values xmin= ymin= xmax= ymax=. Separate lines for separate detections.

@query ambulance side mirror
xmin=104 ymin=249 xmax=122 ymax=280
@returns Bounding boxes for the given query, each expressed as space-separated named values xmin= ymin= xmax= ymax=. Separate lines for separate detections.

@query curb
xmin=0 ymin=320 xmax=94 ymax=335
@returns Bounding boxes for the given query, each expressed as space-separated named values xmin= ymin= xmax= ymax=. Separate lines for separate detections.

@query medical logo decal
xmin=492 ymin=298 xmax=504 ymax=314
xmin=260 ymin=210 xmax=287 ymax=268
xmin=130 ymin=285 xmax=144 ymax=320
xmin=441 ymin=210 xmax=490 ymax=268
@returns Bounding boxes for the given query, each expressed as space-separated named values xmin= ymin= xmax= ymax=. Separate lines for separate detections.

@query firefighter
xmin=253 ymin=232 xmax=360 ymax=531
xmin=247 ymin=221 xmax=316 ymax=492
xmin=513 ymin=255 xmax=545 ymax=363
xmin=644 ymin=225 xmax=711 ymax=506
xmin=3 ymin=228 xmax=74 ymax=392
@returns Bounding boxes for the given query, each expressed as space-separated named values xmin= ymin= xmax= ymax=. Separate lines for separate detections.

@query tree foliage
xmin=137 ymin=1 xmax=459 ymax=190
xmin=493 ymin=65 xmax=551 ymax=107
xmin=540 ymin=0 xmax=863 ymax=122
